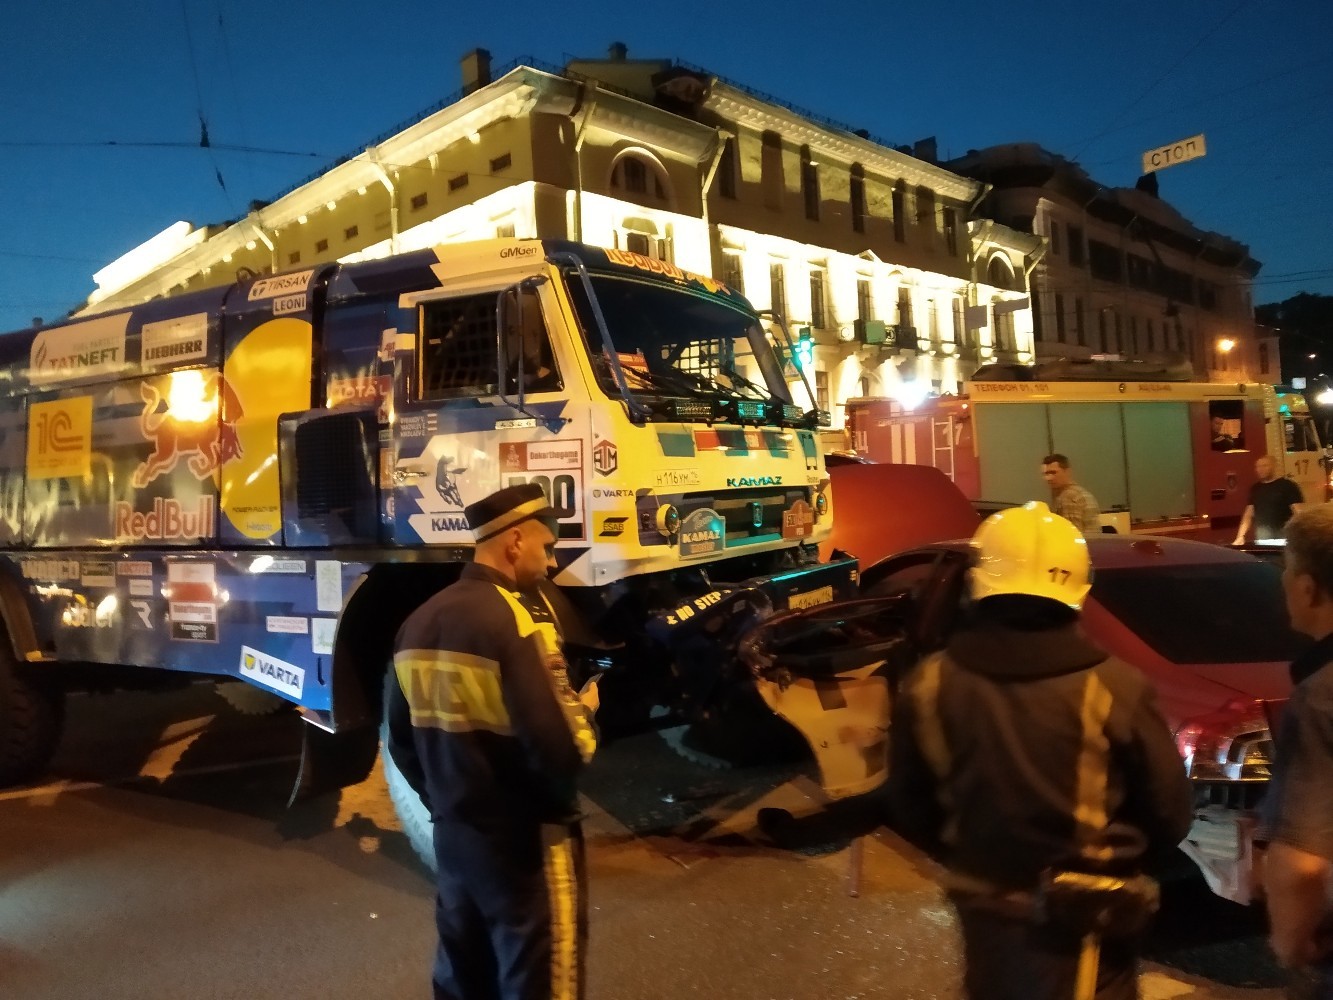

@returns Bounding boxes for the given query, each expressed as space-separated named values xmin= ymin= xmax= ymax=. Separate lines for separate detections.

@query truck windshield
xmin=563 ymin=270 xmax=792 ymax=405
xmin=1091 ymin=561 xmax=1305 ymax=665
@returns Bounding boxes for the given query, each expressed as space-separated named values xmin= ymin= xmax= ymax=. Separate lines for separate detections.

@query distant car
xmin=751 ymin=462 xmax=1302 ymax=904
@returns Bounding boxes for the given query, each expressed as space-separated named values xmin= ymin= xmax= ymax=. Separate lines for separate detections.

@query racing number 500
xmin=506 ymin=474 xmax=577 ymax=519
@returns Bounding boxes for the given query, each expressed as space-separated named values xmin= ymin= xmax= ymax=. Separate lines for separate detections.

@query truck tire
xmin=0 ymin=649 xmax=65 ymax=787
xmin=379 ymin=671 xmax=436 ymax=873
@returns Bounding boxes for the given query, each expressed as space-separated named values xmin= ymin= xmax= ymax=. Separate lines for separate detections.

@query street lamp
xmin=1318 ymin=387 xmax=1333 ymax=407
xmin=1217 ymin=338 xmax=1236 ymax=354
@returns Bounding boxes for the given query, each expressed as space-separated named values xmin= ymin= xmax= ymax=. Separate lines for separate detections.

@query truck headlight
xmin=656 ymin=504 xmax=680 ymax=536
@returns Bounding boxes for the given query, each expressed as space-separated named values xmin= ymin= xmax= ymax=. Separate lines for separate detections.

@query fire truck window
xmin=418 ymin=294 xmax=499 ymax=400
xmin=502 ymin=289 xmax=561 ymax=394
xmin=1208 ymin=400 xmax=1245 ymax=452
xmin=1287 ymin=415 xmax=1319 ymax=453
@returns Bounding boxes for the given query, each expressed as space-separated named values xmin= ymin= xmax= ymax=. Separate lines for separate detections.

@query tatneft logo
xmin=240 ymin=645 xmax=304 ymax=699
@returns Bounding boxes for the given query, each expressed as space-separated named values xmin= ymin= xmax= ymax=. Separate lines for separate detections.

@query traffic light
xmin=794 ymin=328 xmax=814 ymax=373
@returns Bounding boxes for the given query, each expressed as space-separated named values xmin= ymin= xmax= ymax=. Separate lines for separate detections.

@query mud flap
xmin=287 ymin=713 xmax=380 ymax=806
xmin=754 ymin=661 xmax=891 ymax=800
xmin=1178 ymin=805 xmax=1258 ymax=904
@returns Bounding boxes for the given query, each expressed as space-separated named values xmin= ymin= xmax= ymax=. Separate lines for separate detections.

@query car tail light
xmin=1175 ymin=698 xmax=1273 ymax=782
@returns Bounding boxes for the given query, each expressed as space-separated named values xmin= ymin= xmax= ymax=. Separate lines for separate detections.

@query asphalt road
xmin=0 ymin=685 xmax=1289 ymax=999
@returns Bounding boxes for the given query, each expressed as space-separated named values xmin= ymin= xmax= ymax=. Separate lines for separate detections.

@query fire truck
xmin=847 ymin=368 xmax=1324 ymax=539
xmin=0 ymin=238 xmax=855 ymax=850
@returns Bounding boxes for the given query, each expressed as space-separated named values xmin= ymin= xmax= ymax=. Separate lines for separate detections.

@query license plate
xmin=788 ymin=585 xmax=833 ymax=610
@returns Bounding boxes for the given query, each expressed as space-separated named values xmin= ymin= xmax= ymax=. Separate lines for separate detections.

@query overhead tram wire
xmin=179 ymin=0 xmax=232 ymax=209
xmin=1068 ymin=0 xmax=1253 ymax=162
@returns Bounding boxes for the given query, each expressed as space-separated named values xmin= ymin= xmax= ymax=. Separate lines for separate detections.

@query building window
xmin=373 ymin=209 xmax=391 ymax=232
xmin=1048 ymin=219 xmax=1061 ymax=255
xmin=1097 ymin=308 xmax=1108 ymax=353
xmin=344 ymin=225 xmax=359 ymax=240
xmin=490 ymin=152 xmax=512 ymax=173
xmin=943 ymin=208 xmax=958 ymax=256
xmin=995 ymin=310 xmax=1016 ymax=353
xmin=1054 ymin=293 xmax=1066 ymax=343
xmin=801 ymin=146 xmax=819 ymax=221
xmin=1074 ymin=297 xmax=1085 ymax=347
xmin=761 ymin=131 xmax=783 ymax=210
xmin=315 ymin=238 xmax=329 ymax=253
xmin=1146 ymin=318 xmax=1155 ymax=352
xmin=496 ymin=223 xmax=516 ymax=238
xmin=1259 ymin=342 xmax=1271 ymax=376
xmin=987 ymin=256 xmax=1015 ymax=291
xmin=1033 ymin=297 xmax=1044 ymax=342
xmin=1129 ymin=316 xmax=1139 ymax=356
xmin=850 ymin=164 xmax=866 ymax=233
xmin=809 ymin=269 xmax=827 ymax=329
xmin=448 ymin=174 xmax=469 ymax=192
xmin=720 ymin=253 xmax=744 ymax=294
xmin=410 ymin=192 xmax=428 ymax=211
xmin=288 ymin=251 xmax=301 ymax=265
xmin=915 ymin=187 xmax=936 ymax=233
xmin=860 ymin=376 xmax=870 ymax=398
xmin=953 ymin=298 xmax=967 ymax=348
xmin=718 ymin=137 xmax=737 ymax=199
xmin=1114 ymin=312 xmax=1123 ymax=354
xmin=769 ymin=262 xmax=787 ymax=323
xmin=927 ymin=299 xmax=940 ymax=344
xmin=897 ymin=287 xmax=914 ymax=330
xmin=1067 ymin=224 xmax=1085 ymax=267
xmin=612 ymin=155 xmax=666 ymax=200
xmin=857 ymin=278 xmax=873 ymax=321
xmin=815 ymin=369 xmax=830 ymax=414
xmin=892 ymin=183 xmax=906 ymax=242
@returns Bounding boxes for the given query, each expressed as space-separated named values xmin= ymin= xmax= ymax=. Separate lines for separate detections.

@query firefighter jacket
xmin=386 ymin=562 xmax=597 ymax=830
xmin=889 ymin=602 xmax=1193 ymax=893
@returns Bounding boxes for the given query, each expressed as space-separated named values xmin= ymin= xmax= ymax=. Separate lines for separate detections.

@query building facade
xmin=948 ymin=144 xmax=1276 ymax=384
xmin=77 ymin=46 xmax=1043 ymax=428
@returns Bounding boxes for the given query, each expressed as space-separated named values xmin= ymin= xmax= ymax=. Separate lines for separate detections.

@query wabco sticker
xmin=678 ymin=508 xmax=725 ymax=559
xmin=782 ymin=499 xmax=814 ymax=539
xmin=597 ymin=515 xmax=629 ymax=538
xmin=240 ymin=646 xmax=304 ymax=699
xmin=788 ymin=586 xmax=833 ymax=610
xmin=592 ymin=439 xmax=618 ymax=476
xmin=656 ymin=469 xmax=700 ymax=488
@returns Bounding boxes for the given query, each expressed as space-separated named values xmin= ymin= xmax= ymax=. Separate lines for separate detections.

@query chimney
xmin=461 ymin=48 xmax=492 ymax=95
xmin=913 ymin=137 xmax=938 ymax=162
xmin=608 ymin=41 xmax=628 ymax=61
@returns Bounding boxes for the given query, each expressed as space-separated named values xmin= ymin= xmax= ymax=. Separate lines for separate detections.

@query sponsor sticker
xmin=266 ymin=615 xmax=309 ymax=635
xmin=272 ymin=293 xmax=307 ymax=316
xmin=29 ymin=313 xmax=129 ymax=384
xmin=247 ymin=269 xmax=315 ymax=301
xmin=311 ymin=618 xmax=336 ymax=655
xmin=678 ymin=507 xmax=725 ymax=559
xmin=80 ymin=561 xmax=116 ymax=588
xmin=249 ymin=558 xmax=307 ymax=574
xmin=128 ymin=578 xmax=155 ymax=597
xmin=167 ymin=561 xmax=218 ymax=642
xmin=28 ymin=396 xmax=93 ymax=480
xmin=316 ymin=561 xmax=342 ymax=613
xmin=140 ymin=313 xmax=209 ymax=369
xmin=118 ymin=561 xmax=153 ymax=577
xmin=239 ymin=645 xmax=304 ymax=700
xmin=20 ymin=559 xmax=80 ymax=581
xmin=782 ymin=499 xmax=815 ymax=540
xmin=597 ymin=515 xmax=630 ymax=538
xmin=592 ymin=439 xmax=618 ymax=476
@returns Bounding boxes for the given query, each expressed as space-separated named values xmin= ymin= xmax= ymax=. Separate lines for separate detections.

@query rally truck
xmin=0 ymin=238 xmax=856 ymax=855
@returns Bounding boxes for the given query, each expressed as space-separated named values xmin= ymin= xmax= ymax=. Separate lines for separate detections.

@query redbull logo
xmin=115 ymin=496 xmax=217 ymax=542
xmin=132 ymin=371 xmax=244 ymax=488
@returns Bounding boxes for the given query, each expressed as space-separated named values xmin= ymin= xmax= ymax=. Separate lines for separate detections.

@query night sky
xmin=2 ymin=0 xmax=1330 ymax=333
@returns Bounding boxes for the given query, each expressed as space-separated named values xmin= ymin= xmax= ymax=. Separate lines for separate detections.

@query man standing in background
xmin=1234 ymin=456 xmax=1303 ymax=546
xmin=1041 ymin=454 xmax=1102 ymax=537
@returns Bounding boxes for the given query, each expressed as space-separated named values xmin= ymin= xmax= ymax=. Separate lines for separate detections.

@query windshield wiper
xmin=718 ymin=364 xmax=773 ymax=401
xmin=617 ymin=364 xmax=714 ymax=399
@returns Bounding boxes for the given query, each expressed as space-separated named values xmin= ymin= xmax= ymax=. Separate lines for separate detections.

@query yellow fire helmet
xmin=968 ymin=500 xmax=1092 ymax=610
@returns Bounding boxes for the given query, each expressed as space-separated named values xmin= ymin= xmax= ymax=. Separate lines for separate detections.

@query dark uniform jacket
xmin=386 ymin=563 xmax=596 ymax=832
xmin=890 ymin=602 xmax=1193 ymax=892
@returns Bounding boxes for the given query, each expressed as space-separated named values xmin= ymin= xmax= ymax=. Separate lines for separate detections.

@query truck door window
xmin=1208 ymin=400 xmax=1245 ymax=452
xmin=418 ymin=293 xmax=500 ymax=400
xmin=501 ymin=289 xmax=561 ymax=394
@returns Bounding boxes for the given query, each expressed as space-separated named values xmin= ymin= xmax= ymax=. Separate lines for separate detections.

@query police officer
xmin=889 ymin=501 xmax=1192 ymax=1000
xmin=386 ymin=483 xmax=597 ymax=1000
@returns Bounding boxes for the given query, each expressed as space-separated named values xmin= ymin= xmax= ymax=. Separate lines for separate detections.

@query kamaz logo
xmin=726 ymin=476 xmax=782 ymax=487
xmin=431 ymin=515 xmax=469 ymax=532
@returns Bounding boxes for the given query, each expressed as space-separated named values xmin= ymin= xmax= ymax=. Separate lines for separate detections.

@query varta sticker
xmin=592 ymin=488 xmax=636 ymax=499
xmin=240 ymin=646 xmax=304 ymax=699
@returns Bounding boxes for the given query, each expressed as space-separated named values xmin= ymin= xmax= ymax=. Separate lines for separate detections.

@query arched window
xmin=610 ymin=151 xmax=669 ymax=204
xmin=987 ymin=255 xmax=1015 ymax=291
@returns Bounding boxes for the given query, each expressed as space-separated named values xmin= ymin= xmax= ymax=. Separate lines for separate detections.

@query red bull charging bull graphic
xmin=131 ymin=371 xmax=244 ymax=488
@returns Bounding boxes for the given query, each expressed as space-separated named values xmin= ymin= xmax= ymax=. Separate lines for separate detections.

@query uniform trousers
xmin=952 ymin=898 xmax=1137 ymax=1000
xmin=431 ymin=819 xmax=587 ymax=1000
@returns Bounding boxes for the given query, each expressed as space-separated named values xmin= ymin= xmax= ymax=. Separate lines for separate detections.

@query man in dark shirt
xmin=386 ymin=483 xmax=597 ymax=1000
xmin=1234 ymin=456 xmax=1304 ymax=546
xmin=1265 ymin=504 xmax=1333 ymax=994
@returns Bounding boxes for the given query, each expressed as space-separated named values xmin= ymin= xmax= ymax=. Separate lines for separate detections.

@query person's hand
xmin=1232 ymin=536 xmax=1245 ymax=547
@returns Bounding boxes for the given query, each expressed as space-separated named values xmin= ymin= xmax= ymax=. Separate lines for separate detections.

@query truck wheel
xmin=379 ymin=671 xmax=436 ymax=873
xmin=0 ymin=649 xmax=65 ymax=787
xmin=214 ymin=680 xmax=293 ymax=716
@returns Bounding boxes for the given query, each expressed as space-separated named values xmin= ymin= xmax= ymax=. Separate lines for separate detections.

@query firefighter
xmin=889 ymin=501 xmax=1192 ymax=1000
xmin=386 ymin=482 xmax=598 ymax=1000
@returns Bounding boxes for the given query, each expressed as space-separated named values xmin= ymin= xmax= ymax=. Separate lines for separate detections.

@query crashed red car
xmin=748 ymin=462 xmax=1301 ymax=904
